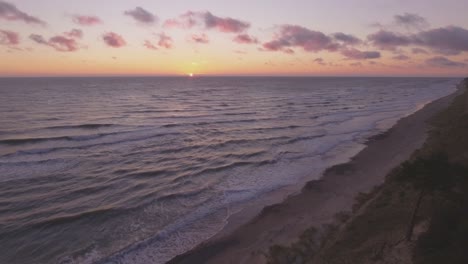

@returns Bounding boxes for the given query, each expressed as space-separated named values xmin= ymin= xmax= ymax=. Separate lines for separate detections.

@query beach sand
xmin=168 ymin=84 xmax=462 ymax=264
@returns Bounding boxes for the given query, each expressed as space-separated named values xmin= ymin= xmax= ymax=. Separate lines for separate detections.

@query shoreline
xmin=168 ymin=81 xmax=462 ymax=264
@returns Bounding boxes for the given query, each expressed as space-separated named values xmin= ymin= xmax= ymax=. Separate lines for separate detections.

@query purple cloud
xmin=203 ymin=11 xmax=249 ymax=33
xmin=29 ymin=34 xmax=48 ymax=45
xmin=190 ymin=33 xmax=209 ymax=44
xmin=426 ymin=56 xmax=466 ymax=67
xmin=368 ymin=26 xmax=468 ymax=55
xmin=394 ymin=13 xmax=429 ymax=30
xmin=262 ymin=25 xmax=337 ymax=54
xmin=0 ymin=1 xmax=45 ymax=25
xmin=124 ymin=7 xmax=157 ymax=24
xmin=333 ymin=32 xmax=361 ymax=45
xmin=0 ymin=29 xmax=19 ymax=45
xmin=411 ymin=47 xmax=428 ymax=54
xmin=102 ymin=32 xmax=126 ymax=48
xmin=29 ymin=34 xmax=78 ymax=52
xmin=64 ymin=29 xmax=83 ymax=39
xmin=341 ymin=48 xmax=381 ymax=60
xmin=233 ymin=34 xmax=258 ymax=44
xmin=164 ymin=11 xmax=249 ymax=33
xmin=392 ymin=54 xmax=410 ymax=61
xmin=413 ymin=26 xmax=468 ymax=55
xmin=367 ymin=30 xmax=412 ymax=50
xmin=72 ymin=15 xmax=102 ymax=26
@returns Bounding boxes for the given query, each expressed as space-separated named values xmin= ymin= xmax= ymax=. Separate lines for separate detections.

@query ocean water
xmin=0 ymin=77 xmax=459 ymax=264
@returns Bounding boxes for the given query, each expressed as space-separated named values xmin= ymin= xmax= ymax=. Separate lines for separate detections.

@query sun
xmin=188 ymin=73 xmax=194 ymax=77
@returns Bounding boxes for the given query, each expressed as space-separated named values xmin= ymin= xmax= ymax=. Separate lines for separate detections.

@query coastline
xmin=168 ymin=80 xmax=463 ymax=264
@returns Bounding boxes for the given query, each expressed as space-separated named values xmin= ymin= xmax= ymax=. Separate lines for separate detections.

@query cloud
xmin=426 ymin=56 xmax=466 ymax=67
xmin=0 ymin=1 xmax=45 ymax=25
xmin=72 ymin=15 xmax=102 ymax=26
xmin=341 ymin=48 xmax=381 ymax=60
xmin=64 ymin=29 xmax=83 ymax=39
xmin=102 ymin=32 xmax=126 ymax=48
xmin=313 ymin=57 xmax=326 ymax=65
xmin=143 ymin=33 xmax=174 ymax=50
xmin=392 ymin=54 xmax=410 ymax=60
xmin=0 ymin=29 xmax=19 ymax=45
xmin=368 ymin=26 xmax=468 ymax=55
xmin=29 ymin=34 xmax=48 ymax=45
xmin=157 ymin=32 xmax=173 ymax=49
xmin=190 ymin=33 xmax=209 ymax=44
xmin=164 ymin=11 xmax=249 ymax=33
xmin=143 ymin=40 xmax=157 ymax=50
xmin=262 ymin=25 xmax=337 ymax=54
xmin=48 ymin=36 xmax=78 ymax=51
xmin=367 ymin=30 xmax=411 ymax=50
xmin=349 ymin=62 xmax=363 ymax=67
xmin=124 ymin=7 xmax=157 ymax=24
xmin=29 ymin=34 xmax=78 ymax=52
xmin=233 ymin=34 xmax=258 ymax=44
xmin=411 ymin=47 xmax=428 ymax=54
xmin=333 ymin=32 xmax=361 ymax=45
xmin=394 ymin=13 xmax=429 ymax=30
xmin=413 ymin=26 xmax=468 ymax=55
xmin=203 ymin=11 xmax=249 ymax=33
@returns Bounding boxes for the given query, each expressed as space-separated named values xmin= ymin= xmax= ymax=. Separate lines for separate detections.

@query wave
xmin=46 ymin=123 xmax=115 ymax=130
xmin=2 ymin=131 xmax=182 ymax=157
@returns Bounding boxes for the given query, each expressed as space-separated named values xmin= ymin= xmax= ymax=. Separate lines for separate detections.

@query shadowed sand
xmin=168 ymin=84 xmax=462 ymax=264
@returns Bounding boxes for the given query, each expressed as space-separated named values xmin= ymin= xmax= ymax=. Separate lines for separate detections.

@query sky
xmin=1 ymin=0 xmax=468 ymax=77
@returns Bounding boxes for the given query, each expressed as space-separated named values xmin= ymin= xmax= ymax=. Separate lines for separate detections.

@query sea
xmin=0 ymin=77 xmax=459 ymax=264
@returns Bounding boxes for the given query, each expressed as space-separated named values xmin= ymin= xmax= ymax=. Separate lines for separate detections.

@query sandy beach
xmin=169 ymin=83 xmax=463 ymax=264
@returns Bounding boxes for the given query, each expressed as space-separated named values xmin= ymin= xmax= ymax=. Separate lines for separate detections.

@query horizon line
xmin=0 ymin=74 xmax=465 ymax=79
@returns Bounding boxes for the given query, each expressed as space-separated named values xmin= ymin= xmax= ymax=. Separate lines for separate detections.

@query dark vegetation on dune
xmin=267 ymin=78 xmax=468 ymax=264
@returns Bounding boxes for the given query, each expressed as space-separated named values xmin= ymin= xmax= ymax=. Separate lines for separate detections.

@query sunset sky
xmin=1 ymin=0 xmax=468 ymax=77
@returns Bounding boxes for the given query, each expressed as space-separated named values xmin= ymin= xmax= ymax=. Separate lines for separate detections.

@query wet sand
xmin=168 ymin=85 xmax=461 ymax=264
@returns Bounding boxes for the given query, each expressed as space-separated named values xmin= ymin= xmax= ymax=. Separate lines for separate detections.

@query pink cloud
xmin=157 ymin=32 xmax=173 ymax=49
xmin=0 ymin=1 xmax=46 ymax=25
xmin=233 ymin=34 xmax=258 ymax=44
xmin=124 ymin=7 xmax=157 ymax=24
xmin=0 ymin=29 xmax=19 ymax=45
xmin=144 ymin=33 xmax=174 ymax=50
xmin=341 ymin=48 xmax=381 ymax=60
xmin=64 ymin=29 xmax=83 ymax=39
xmin=49 ymin=36 xmax=78 ymax=51
xmin=29 ymin=34 xmax=78 ymax=52
xmin=102 ymin=32 xmax=126 ymax=48
xmin=164 ymin=11 xmax=249 ymax=33
xmin=72 ymin=15 xmax=102 ymax=26
xmin=190 ymin=33 xmax=209 ymax=44
xmin=262 ymin=25 xmax=337 ymax=54
xmin=144 ymin=40 xmax=157 ymax=50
